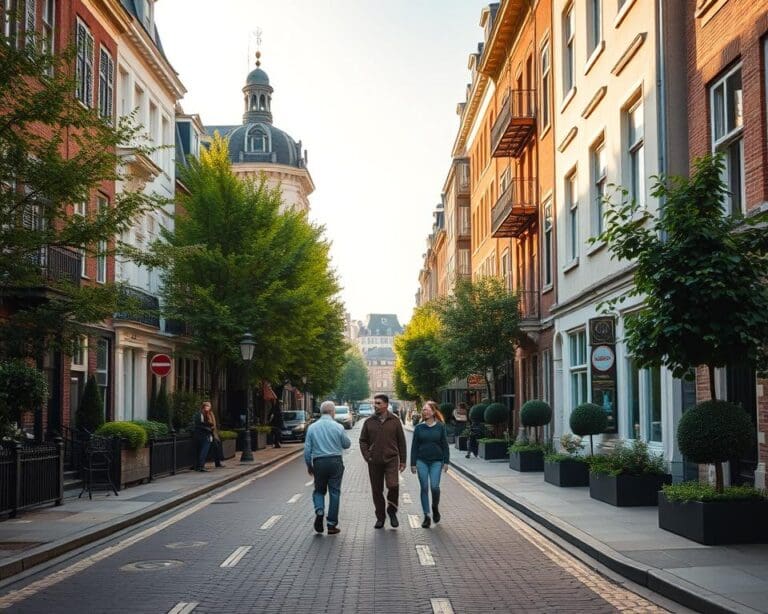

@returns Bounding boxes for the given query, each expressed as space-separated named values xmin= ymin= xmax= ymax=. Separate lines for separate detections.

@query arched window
xmin=259 ymin=94 xmax=266 ymax=111
xmin=247 ymin=126 xmax=267 ymax=152
xmin=250 ymin=95 xmax=258 ymax=111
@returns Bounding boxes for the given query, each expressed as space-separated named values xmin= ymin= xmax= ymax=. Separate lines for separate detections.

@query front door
xmin=70 ymin=373 xmax=84 ymax=428
xmin=726 ymin=365 xmax=758 ymax=486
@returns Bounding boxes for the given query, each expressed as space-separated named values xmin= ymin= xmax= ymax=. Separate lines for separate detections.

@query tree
xmin=595 ymin=154 xmax=768 ymax=400
xmin=76 ymin=375 xmax=104 ymax=432
xmin=150 ymin=379 xmax=170 ymax=425
xmin=394 ymin=305 xmax=447 ymax=402
xmin=437 ymin=277 xmax=522 ymax=401
xmin=0 ymin=40 xmax=163 ymax=360
xmin=393 ymin=365 xmax=419 ymax=402
xmin=0 ymin=360 xmax=48 ymax=427
xmin=335 ymin=349 xmax=370 ymax=405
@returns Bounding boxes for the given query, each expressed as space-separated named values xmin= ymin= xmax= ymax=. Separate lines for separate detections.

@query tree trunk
xmin=715 ymin=461 xmax=724 ymax=493
xmin=707 ymin=363 xmax=717 ymax=401
xmin=483 ymin=374 xmax=492 ymax=403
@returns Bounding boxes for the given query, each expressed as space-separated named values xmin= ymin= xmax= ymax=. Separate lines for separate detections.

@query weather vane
xmin=254 ymin=28 xmax=263 ymax=67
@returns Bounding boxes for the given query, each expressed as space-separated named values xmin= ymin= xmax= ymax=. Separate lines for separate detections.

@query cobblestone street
xmin=0 ymin=425 xmax=670 ymax=613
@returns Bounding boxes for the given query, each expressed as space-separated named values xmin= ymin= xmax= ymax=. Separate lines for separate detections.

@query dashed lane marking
xmin=305 ymin=480 xmax=314 ymax=487
xmin=167 ymin=602 xmax=198 ymax=614
xmin=430 ymin=598 xmax=454 ymax=614
xmin=260 ymin=515 xmax=282 ymax=530
xmin=287 ymin=493 xmax=302 ymax=503
xmin=0 ymin=454 xmax=299 ymax=610
xmin=408 ymin=514 xmax=421 ymax=528
xmin=416 ymin=545 xmax=435 ymax=566
xmin=219 ymin=546 xmax=251 ymax=568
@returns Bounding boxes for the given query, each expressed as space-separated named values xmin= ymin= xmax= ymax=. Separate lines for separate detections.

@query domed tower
xmin=242 ymin=50 xmax=273 ymax=124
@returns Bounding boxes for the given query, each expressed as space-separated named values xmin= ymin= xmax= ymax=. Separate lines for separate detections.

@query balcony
xmin=114 ymin=285 xmax=160 ymax=328
xmin=517 ymin=289 xmax=539 ymax=321
xmin=491 ymin=178 xmax=537 ymax=238
xmin=491 ymin=90 xmax=536 ymax=158
xmin=456 ymin=160 xmax=470 ymax=197
xmin=29 ymin=246 xmax=82 ymax=287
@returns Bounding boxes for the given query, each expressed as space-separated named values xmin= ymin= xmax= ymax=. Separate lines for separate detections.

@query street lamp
xmin=239 ymin=331 xmax=256 ymax=463
xmin=301 ymin=375 xmax=308 ymax=413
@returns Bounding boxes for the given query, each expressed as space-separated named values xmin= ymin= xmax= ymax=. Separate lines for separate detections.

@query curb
xmin=450 ymin=462 xmax=755 ymax=614
xmin=0 ymin=447 xmax=303 ymax=583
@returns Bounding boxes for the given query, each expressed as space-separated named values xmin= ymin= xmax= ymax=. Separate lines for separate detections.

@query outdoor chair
xmin=79 ymin=435 xmax=119 ymax=500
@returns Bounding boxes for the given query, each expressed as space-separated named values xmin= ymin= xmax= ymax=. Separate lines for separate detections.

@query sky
xmin=154 ymin=0 xmax=489 ymax=327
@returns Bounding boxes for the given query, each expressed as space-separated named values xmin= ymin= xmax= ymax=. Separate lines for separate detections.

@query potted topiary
xmin=457 ymin=403 xmax=486 ymax=451
xmin=217 ymin=430 xmax=238 ymax=460
xmin=544 ymin=434 xmax=590 ymax=487
xmin=509 ymin=400 xmax=552 ymax=472
xmin=478 ymin=403 xmax=509 ymax=460
xmin=253 ymin=425 xmax=271 ymax=449
xmin=569 ymin=403 xmax=607 ymax=456
xmin=588 ymin=440 xmax=671 ymax=506
xmin=95 ymin=421 xmax=149 ymax=487
xmin=658 ymin=400 xmax=768 ymax=544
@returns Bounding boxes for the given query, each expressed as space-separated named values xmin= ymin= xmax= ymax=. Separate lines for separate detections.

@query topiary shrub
xmin=131 ymin=420 xmax=170 ymax=439
xmin=77 ymin=375 xmax=105 ymax=432
xmin=170 ymin=390 xmax=203 ymax=431
xmin=218 ymin=430 xmax=238 ymax=441
xmin=520 ymin=400 xmax=552 ymax=444
xmin=152 ymin=380 xmax=171 ymax=425
xmin=469 ymin=403 xmax=488 ymax=423
xmin=569 ymin=403 xmax=608 ymax=455
xmin=484 ymin=402 xmax=509 ymax=437
xmin=677 ymin=400 xmax=754 ymax=492
xmin=95 ymin=421 xmax=147 ymax=449
xmin=0 ymin=360 xmax=48 ymax=427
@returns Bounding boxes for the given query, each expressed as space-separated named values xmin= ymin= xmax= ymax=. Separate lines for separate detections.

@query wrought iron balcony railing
xmin=114 ymin=285 xmax=160 ymax=328
xmin=491 ymin=89 xmax=536 ymax=158
xmin=491 ymin=178 xmax=538 ymax=238
xmin=28 ymin=246 xmax=82 ymax=287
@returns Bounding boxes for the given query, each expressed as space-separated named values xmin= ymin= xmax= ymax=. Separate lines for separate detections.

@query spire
xmin=242 ymin=29 xmax=273 ymax=124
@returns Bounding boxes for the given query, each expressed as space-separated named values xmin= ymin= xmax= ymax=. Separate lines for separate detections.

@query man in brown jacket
xmin=359 ymin=393 xmax=407 ymax=528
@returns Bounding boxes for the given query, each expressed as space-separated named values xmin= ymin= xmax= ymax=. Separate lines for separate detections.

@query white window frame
xmin=75 ymin=19 xmax=94 ymax=107
xmin=592 ymin=139 xmax=607 ymax=236
xmin=501 ymin=249 xmax=511 ymax=289
xmin=96 ymin=338 xmax=109 ymax=414
xmin=627 ymin=99 xmax=645 ymax=207
xmin=98 ymin=46 xmax=114 ymax=122
xmin=566 ymin=171 xmax=579 ymax=263
xmin=23 ymin=0 xmax=34 ymax=51
xmin=542 ymin=198 xmax=553 ymax=288
xmin=563 ymin=5 xmax=575 ymax=95
xmin=588 ymin=0 xmax=602 ymax=56
xmin=569 ymin=330 xmax=588 ymax=408
xmin=540 ymin=41 xmax=551 ymax=132
xmin=96 ymin=195 xmax=107 ymax=283
xmin=71 ymin=336 xmax=87 ymax=371
xmin=625 ymin=356 xmax=662 ymax=443
xmin=710 ymin=64 xmax=745 ymax=216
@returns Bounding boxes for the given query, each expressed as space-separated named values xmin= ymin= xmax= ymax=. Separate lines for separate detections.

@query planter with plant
xmin=456 ymin=427 xmax=469 ymax=451
xmin=544 ymin=434 xmax=590 ymax=487
xmin=569 ymin=403 xmax=607 ymax=456
xmin=478 ymin=403 xmax=509 ymax=460
xmin=509 ymin=400 xmax=552 ymax=472
xmin=217 ymin=430 xmax=238 ymax=459
xmin=478 ymin=438 xmax=509 ymax=460
xmin=657 ymin=400 xmax=767 ymax=544
xmin=588 ymin=440 xmax=671 ymax=506
xmin=95 ymin=422 xmax=149 ymax=487
xmin=253 ymin=425 xmax=271 ymax=449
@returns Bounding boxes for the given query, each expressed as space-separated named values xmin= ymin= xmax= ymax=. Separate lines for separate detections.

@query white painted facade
xmin=230 ymin=163 xmax=313 ymax=215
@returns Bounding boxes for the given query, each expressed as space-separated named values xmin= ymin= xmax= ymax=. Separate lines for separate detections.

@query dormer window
xmin=247 ymin=126 xmax=267 ymax=152
xmin=142 ymin=0 xmax=153 ymax=31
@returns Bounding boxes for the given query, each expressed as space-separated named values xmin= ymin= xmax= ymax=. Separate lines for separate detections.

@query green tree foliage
xmin=393 ymin=365 xmax=419 ymax=402
xmin=0 ymin=39 xmax=163 ymax=360
xmin=483 ymin=402 xmax=509 ymax=437
xmin=569 ymin=403 xmax=607 ymax=455
xmin=469 ymin=403 xmax=487 ymax=423
xmin=594 ymin=154 xmax=768 ymax=400
xmin=520 ymin=400 xmax=552 ymax=444
xmin=77 ymin=375 xmax=104 ymax=432
xmin=335 ymin=349 xmax=370 ymax=405
xmin=0 ymin=360 xmax=48 ymax=426
xmin=437 ymin=277 xmax=522 ymax=401
xmin=394 ymin=305 xmax=447 ymax=402
xmin=162 ymin=136 xmax=344 ymax=407
xmin=150 ymin=379 xmax=170 ymax=425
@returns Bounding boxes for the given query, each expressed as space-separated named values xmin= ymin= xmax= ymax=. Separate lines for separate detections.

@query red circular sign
xmin=150 ymin=353 xmax=172 ymax=377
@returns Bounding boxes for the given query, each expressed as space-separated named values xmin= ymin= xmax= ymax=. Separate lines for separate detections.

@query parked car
xmin=357 ymin=402 xmax=374 ymax=418
xmin=334 ymin=405 xmax=354 ymax=429
xmin=281 ymin=410 xmax=312 ymax=441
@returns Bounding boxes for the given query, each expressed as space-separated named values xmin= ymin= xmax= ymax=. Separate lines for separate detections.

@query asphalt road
xmin=0 ymin=422 xmax=668 ymax=613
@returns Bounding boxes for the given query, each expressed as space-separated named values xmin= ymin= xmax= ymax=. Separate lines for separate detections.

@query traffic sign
xmin=150 ymin=353 xmax=172 ymax=377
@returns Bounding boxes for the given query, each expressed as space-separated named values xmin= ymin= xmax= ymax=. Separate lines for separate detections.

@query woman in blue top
xmin=410 ymin=400 xmax=450 ymax=528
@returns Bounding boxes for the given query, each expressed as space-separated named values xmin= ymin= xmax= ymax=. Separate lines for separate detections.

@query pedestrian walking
xmin=453 ymin=402 xmax=468 ymax=433
xmin=466 ymin=412 xmax=485 ymax=459
xmin=359 ymin=393 xmax=407 ymax=529
xmin=193 ymin=401 xmax=214 ymax=472
xmin=304 ymin=400 xmax=351 ymax=535
xmin=410 ymin=400 xmax=450 ymax=528
xmin=204 ymin=403 xmax=226 ymax=468
xmin=268 ymin=401 xmax=285 ymax=448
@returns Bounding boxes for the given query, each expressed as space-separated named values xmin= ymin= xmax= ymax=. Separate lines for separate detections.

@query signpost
xmin=150 ymin=353 xmax=172 ymax=378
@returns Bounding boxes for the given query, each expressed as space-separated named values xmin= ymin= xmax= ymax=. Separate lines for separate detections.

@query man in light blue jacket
xmin=304 ymin=400 xmax=352 ymax=534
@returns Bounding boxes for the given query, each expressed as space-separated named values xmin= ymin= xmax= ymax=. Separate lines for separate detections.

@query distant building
xmin=356 ymin=314 xmax=403 ymax=354
xmin=364 ymin=347 xmax=397 ymax=400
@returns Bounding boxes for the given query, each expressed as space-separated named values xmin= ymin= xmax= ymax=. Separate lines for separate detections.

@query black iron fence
xmin=148 ymin=433 xmax=196 ymax=480
xmin=0 ymin=440 xmax=64 ymax=518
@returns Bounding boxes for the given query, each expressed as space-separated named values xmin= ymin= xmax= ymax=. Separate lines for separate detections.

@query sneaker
xmin=432 ymin=504 xmax=441 ymax=524
xmin=374 ymin=519 xmax=385 ymax=529
xmin=215 ymin=464 xmax=226 ymax=468
xmin=465 ymin=453 xmax=470 ymax=458
xmin=421 ymin=515 xmax=431 ymax=528
xmin=387 ymin=509 xmax=399 ymax=528
xmin=327 ymin=526 xmax=340 ymax=535
xmin=314 ymin=513 xmax=324 ymax=533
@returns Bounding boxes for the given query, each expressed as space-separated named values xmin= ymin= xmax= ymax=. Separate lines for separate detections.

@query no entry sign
xmin=150 ymin=353 xmax=172 ymax=377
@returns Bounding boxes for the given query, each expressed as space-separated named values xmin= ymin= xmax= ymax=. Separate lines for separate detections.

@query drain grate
xmin=121 ymin=560 xmax=184 ymax=572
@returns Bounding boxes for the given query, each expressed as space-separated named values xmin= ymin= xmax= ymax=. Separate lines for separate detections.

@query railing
xmin=28 ymin=246 xmax=81 ymax=287
xmin=456 ymin=160 xmax=470 ymax=195
xmin=0 ymin=440 xmax=64 ymax=518
xmin=518 ymin=289 xmax=539 ymax=320
xmin=165 ymin=319 xmax=191 ymax=336
xmin=491 ymin=89 xmax=536 ymax=158
xmin=114 ymin=285 xmax=160 ymax=328
xmin=491 ymin=178 xmax=538 ymax=238
xmin=148 ymin=433 xmax=196 ymax=480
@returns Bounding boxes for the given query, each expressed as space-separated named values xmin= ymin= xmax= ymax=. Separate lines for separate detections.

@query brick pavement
xmin=0 ymin=423 xmax=670 ymax=613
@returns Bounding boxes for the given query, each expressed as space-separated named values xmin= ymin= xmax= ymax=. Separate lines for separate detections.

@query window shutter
xmin=85 ymin=31 xmax=93 ymax=106
xmin=107 ymin=53 xmax=114 ymax=119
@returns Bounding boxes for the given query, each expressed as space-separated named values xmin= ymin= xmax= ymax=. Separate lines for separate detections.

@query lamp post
xmin=239 ymin=331 xmax=256 ymax=463
xmin=301 ymin=375 xmax=308 ymax=413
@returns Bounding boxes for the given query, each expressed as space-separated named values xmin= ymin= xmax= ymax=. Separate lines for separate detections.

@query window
xmin=75 ymin=20 xmax=94 ymax=107
xmin=96 ymin=196 xmax=107 ymax=283
xmin=626 ymin=357 xmax=662 ymax=442
xmin=79 ymin=247 xmax=87 ymax=278
xmin=72 ymin=336 xmax=86 ymax=368
xmin=458 ymin=205 xmax=469 ymax=236
xmin=569 ymin=330 xmax=588 ymax=407
xmin=98 ymin=48 xmax=114 ymax=121
xmin=501 ymin=250 xmax=511 ymax=289
xmin=543 ymin=198 xmax=553 ymax=287
xmin=627 ymin=99 xmax=645 ymax=206
xmin=563 ymin=5 xmax=575 ymax=94
xmin=646 ymin=366 xmax=662 ymax=442
xmin=41 ymin=1 xmax=55 ymax=65
xmin=588 ymin=0 xmax=602 ymax=55
xmin=592 ymin=139 xmax=607 ymax=235
xmin=542 ymin=350 xmax=552 ymax=405
xmin=96 ymin=338 xmax=109 ymax=414
xmin=74 ymin=201 xmax=86 ymax=217
xmin=3 ymin=0 xmax=19 ymax=47
xmin=710 ymin=65 xmax=744 ymax=216
xmin=247 ymin=127 xmax=267 ymax=152
xmin=458 ymin=248 xmax=470 ymax=276
xmin=566 ymin=171 xmax=579 ymax=262
xmin=540 ymin=42 xmax=551 ymax=130
xmin=626 ymin=358 xmax=640 ymax=438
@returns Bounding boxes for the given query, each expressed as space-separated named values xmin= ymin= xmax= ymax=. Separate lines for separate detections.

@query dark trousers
xmin=212 ymin=438 xmax=224 ymax=466
xmin=272 ymin=427 xmax=282 ymax=447
xmin=195 ymin=437 xmax=211 ymax=470
xmin=367 ymin=459 xmax=400 ymax=520
xmin=312 ymin=456 xmax=344 ymax=526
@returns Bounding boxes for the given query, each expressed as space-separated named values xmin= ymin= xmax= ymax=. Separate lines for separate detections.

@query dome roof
xmin=219 ymin=122 xmax=304 ymax=168
xmin=246 ymin=67 xmax=270 ymax=86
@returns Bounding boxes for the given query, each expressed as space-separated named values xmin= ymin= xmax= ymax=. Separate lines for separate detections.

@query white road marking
xmin=408 ymin=514 xmax=421 ymax=528
xmin=0 ymin=454 xmax=298 ymax=610
xmin=287 ymin=493 xmax=302 ymax=503
xmin=402 ymin=493 xmax=412 ymax=504
xmin=167 ymin=603 xmax=198 ymax=614
xmin=431 ymin=598 xmax=454 ymax=614
xmin=305 ymin=480 xmax=314 ymax=486
xmin=260 ymin=515 xmax=282 ymax=530
xmin=416 ymin=544 xmax=435 ymax=566
xmin=219 ymin=546 xmax=251 ymax=568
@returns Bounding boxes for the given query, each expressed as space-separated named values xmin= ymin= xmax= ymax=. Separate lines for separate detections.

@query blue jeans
xmin=416 ymin=459 xmax=443 ymax=516
xmin=312 ymin=456 xmax=344 ymax=527
xmin=196 ymin=437 xmax=211 ymax=470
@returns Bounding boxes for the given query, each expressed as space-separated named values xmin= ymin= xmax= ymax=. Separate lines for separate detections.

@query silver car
xmin=357 ymin=402 xmax=374 ymax=418
xmin=334 ymin=405 xmax=354 ymax=429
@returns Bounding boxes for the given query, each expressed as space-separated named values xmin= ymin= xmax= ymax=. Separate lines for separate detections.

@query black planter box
xmin=589 ymin=472 xmax=671 ymax=506
xmin=455 ymin=436 xmax=468 ymax=451
xmin=544 ymin=459 xmax=589 ymax=486
xmin=478 ymin=440 xmax=508 ymax=460
xmin=509 ymin=450 xmax=544 ymax=472
xmin=658 ymin=492 xmax=768 ymax=545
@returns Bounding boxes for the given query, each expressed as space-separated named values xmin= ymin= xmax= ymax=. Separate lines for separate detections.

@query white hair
xmin=320 ymin=400 xmax=336 ymax=415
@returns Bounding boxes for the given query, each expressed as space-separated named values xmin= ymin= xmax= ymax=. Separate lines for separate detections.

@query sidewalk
xmin=0 ymin=443 xmax=303 ymax=582
xmin=445 ymin=443 xmax=768 ymax=614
